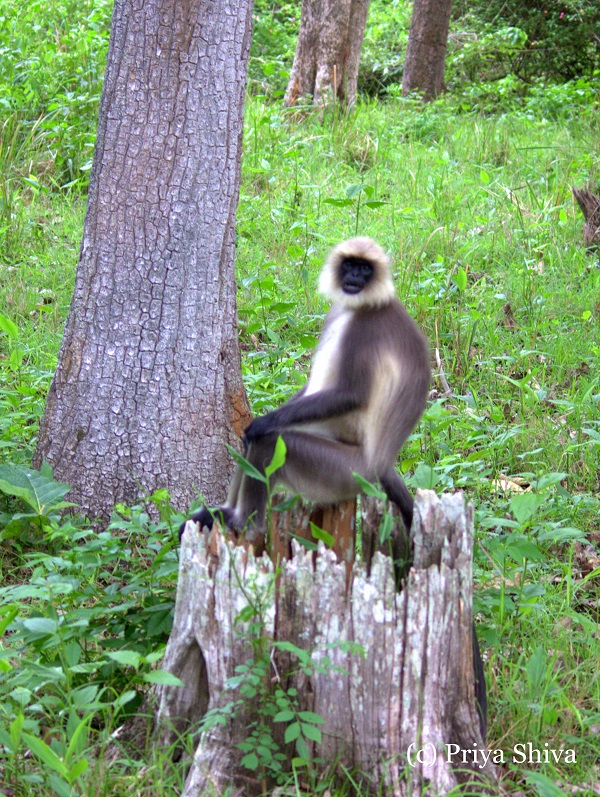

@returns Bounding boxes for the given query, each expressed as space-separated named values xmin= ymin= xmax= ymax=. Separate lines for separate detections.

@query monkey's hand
xmin=243 ymin=413 xmax=277 ymax=444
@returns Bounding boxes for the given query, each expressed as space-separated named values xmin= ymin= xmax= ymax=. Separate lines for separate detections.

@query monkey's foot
xmin=179 ymin=506 xmax=239 ymax=541
xmin=179 ymin=507 xmax=265 ymax=554
xmin=179 ymin=506 xmax=216 ymax=540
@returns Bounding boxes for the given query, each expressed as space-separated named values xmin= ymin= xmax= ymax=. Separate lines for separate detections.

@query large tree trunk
xmin=33 ymin=0 xmax=253 ymax=519
xmin=157 ymin=491 xmax=495 ymax=795
xmin=402 ymin=0 xmax=453 ymax=100
xmin=284 ymin=0 xmax=370 ymax=107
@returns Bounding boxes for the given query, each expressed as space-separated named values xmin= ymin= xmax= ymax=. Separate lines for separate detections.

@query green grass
xmin=1 ymin=0 xmax=600 ymax=794
xmin=233 ymin=100 xmax=600 ymax=791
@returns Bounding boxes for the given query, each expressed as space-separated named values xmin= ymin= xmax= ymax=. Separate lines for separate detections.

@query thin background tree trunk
xmin=284 ymin=0 xmax=370 ymax=106
xmin=34 ymin=0 xmax=253 ymax=519
xmin=402 ymin=0 xmax=453 ymax=100
xmin=572 ymin=187 xmax=600 ymax=248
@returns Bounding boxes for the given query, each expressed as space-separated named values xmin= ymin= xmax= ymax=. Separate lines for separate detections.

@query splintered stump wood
xmin=157 ymin=491 xmax=497 ymax=795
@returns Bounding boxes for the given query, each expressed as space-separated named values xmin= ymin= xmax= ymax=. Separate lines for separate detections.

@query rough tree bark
xmin=573 ymin=187 xmax=600 ymax=248
xmin=33 ymin=0 xmax=253 ymax=519
xmin=402 ymin=0 xmax=453 ymax=100
xmin=157 ymin=491 xmax=496 ymax=796
xmin=284 ymin=0 xmax=371 ymax=107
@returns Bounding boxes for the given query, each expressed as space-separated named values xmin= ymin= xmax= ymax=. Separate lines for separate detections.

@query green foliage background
xmin=0 ymin=0 xmax=599 ymax=795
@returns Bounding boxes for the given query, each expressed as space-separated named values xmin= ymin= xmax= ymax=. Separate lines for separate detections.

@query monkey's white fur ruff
xmin=319 ymin=237 xmax=395 ymax=309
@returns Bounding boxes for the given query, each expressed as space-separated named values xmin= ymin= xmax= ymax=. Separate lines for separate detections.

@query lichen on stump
xmin=157 ymin=490 xmax=497 ymax=795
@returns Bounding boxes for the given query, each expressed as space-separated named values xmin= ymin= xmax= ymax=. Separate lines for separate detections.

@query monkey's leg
xmin=180 ymin=468 xmax=246 ymax=538
xmin=218 ymin=433 xmax=284 ymax=543
xmin=275 ymin=432 xmax=370 ymax=503
xmin=180 ymin=437 xmax=272 ymax=541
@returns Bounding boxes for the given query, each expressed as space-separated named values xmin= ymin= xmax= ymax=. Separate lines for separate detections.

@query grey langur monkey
xmin=182 ymin=238 xmax=487 ymax=738
xmin=182 ymin=237 xmax=430 ymax=546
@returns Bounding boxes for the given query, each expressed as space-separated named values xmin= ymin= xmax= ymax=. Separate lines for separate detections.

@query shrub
xmin=451 ymin=0 xmax=600 ymax=82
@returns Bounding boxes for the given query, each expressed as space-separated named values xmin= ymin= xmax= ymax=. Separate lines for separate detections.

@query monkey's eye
xmin=341 ymin=258 xmax=373 ymax=276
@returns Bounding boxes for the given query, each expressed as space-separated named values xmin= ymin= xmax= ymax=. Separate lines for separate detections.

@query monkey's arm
xmin=244 ymin=387 xmax=365 ymax=443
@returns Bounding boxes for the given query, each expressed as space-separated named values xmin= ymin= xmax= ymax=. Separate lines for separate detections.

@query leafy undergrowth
xmin=1 ymin=0 xmax=600 ymax=794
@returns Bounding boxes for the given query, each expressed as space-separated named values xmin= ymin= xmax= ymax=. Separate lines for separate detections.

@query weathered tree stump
xmin=157 ymin=491 xmax=497 ymax=795
xmin=573 ymin=187 xmax=600 ymax=248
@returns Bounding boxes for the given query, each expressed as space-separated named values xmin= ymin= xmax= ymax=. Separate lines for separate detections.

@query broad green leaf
xmin=526 ymin=771 xmax=567 ymax=797
xmin=0 ymin=313 xmax=18 ymax=338
xmin=505 ymin=536 xmax=544 ymax=563
xmin=274 ymin=641 xmax=311 ymax=664
xmin=70 ymin=685 xmax=98 ymax=709
xmin=289 ymin=532 xmax=317 ymax=551
xmin=106 ymin=650 xmax=141 ymax=668
xmin=0 ymin=464 xmax=72 ymax=514
xmin=114 ymin=690 xmax=137 ymax=709
xmin=295 ymin=735 xmax=310 ymax=760
xmin=299 ymin=333 xmax=317 ymax=349
xmin=284 ymin=722 xmax=301 ymax=743
xmin=378 ymin=513 xmax=394 ymax=545
xmin=67 ymin=758 xmax=89 ymax=783
xmin=453 ymin=267 xmax=468 ymax=291
xmin=0 ymin=728 xmax=14 ymax=753
xmin=48 ymin=774 xmax=71 ymax=797
xmin=10 ymin=714 xmax=24 ymax=752
xmin=345 ymin=183 xmax=364 ymax=198
xmin=265 ymin=436 xmax=286 ymax=478
xmin=301 ymin=723 xmax=322 ymax=743
xmin=8 ymin=348 xmax=24 ymax=370
xmin=298 ymin=711 xmax=324 ymax=724
xmin=22 ymin=731 xmax=69 ymax=777
xmin=309 ymin=522 xmax=334 ymax=548
xmin=64 ymin=641 xmax=82 ymax=667
xmin=537 ymin=526 xmax=586 ymax=544
xmin=65 ymin=714 xmax=90 ymax=761
xmin=510 ymin=492 xmax=545 ymax=525
xmin=411 ymin=463 xmax=440 ymax=490
xmin=352 ymin=472 xmax=386 ymax=500
xmin=241 ymin=752 xmax=259 ymax=770
xmin=0 ymin=606 xmax=18 ymax=635
xmin=22 ymin=617 xmax=59 ymax=636
xmin=273 ymin=709 xmax=295 ymax=722
xmin=225 ymin=445 xmax=266 ymax=483
xmin=323 ymin=197 xmax=353 ymax=207
xmin=534 ymin=472 xmax=567 ymax=490
xmin=287 ymin=243 xmax=304 ymax=258
xmin=143 ymin=670 xmax=185 ymax=686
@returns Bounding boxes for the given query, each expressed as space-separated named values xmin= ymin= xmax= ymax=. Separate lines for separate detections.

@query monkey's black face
xmin=339 ymin=257 xmax=374 ymax=294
